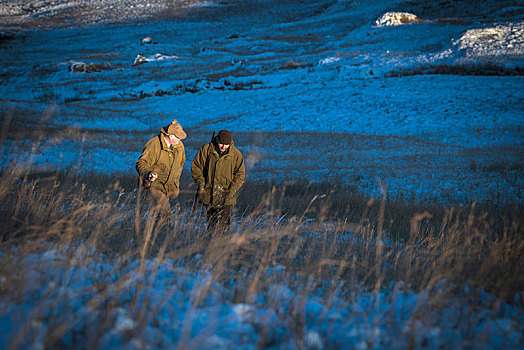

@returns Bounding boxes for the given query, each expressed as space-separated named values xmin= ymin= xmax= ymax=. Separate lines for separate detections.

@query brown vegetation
xmin=0 ymin=165 xmax=522 ymax=348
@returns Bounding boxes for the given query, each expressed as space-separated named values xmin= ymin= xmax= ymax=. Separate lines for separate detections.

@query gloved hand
xmin=198 ymin=187 xmax=210 ymax=206
xmin=148 ymin=172 xmax=158 ymax=182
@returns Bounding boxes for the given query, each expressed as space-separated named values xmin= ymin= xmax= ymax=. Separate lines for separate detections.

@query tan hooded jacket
xmin=136 ymin=135 xmax=186 ymax=198
xmin=191 ymin=140 xmax=245 ymax=208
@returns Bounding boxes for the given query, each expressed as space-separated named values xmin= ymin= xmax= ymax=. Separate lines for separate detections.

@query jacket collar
xmin=159 ymin=135 xmax=182 ymax=151
xmin=211 ymin=141 xmax=233 ymax=157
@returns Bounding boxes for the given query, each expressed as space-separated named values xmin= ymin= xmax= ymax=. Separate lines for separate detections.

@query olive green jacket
xmin=136 ymin=135 xmax=186 ymax=198
xmin=191 ymin=141 xmax=245 ymax=208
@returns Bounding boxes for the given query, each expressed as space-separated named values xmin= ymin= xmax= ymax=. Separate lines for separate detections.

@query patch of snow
xmin=113 ymin=308 xmax=136 ymax=334
xmin=0 ymin=0 xmax=210 ymax=28
xmin=318 ymin=56 xmax=341 ymax=65
xmin=454 ymin=21 xmax=524 ymax=57
xmin=133 ymin=53 xmax=179 ymax=66
xmin=189 ymin=1 xmax=220 ymax=8
xmin=232 ymin=303 xmax=254 ymax=319
xmin=305 ymin=330 xmax=323 ymax=350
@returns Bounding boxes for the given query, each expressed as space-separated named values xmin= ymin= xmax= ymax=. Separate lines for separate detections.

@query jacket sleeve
xmin=181 ymin=145 xmax=186 ymax=168
xmin=136 ymin=139 xmax=159 ymax=179
xmin=177 ymin=143 xmax=186 ymax=181
xmin=229 ymin=151 xmax=245 ymax=194
xmin=191 ymin=145 xmax=207 ymax=189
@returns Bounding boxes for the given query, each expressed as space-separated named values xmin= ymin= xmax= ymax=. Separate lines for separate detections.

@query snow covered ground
xmin=1 ymin=243 xmax=522 ymax=350
xmin=0 ymin=1 xmax=523 ymax=347
xmin=1 ymin=0 xmax=523 ymax=205
xmin=0 ymin=0 xmax=206 ymax=28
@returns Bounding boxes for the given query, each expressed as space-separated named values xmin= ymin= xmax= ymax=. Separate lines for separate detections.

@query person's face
xmin=218 ymin=143 xmax=230 ymax=152
xmin=167 ymin=134 xmax=180 ymax=145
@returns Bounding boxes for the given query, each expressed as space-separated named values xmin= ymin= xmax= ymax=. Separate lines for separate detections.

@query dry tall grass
xmin=0 ymin=164 xmax=522 ymax=348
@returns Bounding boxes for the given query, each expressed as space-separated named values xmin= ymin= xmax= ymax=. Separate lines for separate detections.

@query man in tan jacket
xmin=136 ymin=119 xmax=186 ymax=215
xmin=191 ymin=129 xmax=245 ymax=234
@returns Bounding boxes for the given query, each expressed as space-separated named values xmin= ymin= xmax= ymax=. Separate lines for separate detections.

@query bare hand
xmin=148 ymin=172 xmax=158 ymax=182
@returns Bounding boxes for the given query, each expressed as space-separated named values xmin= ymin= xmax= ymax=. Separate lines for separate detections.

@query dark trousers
xmin=148 ymin=189 xmax=175 ymax=225
xmin=206 ymin=205 xmax=232 ymax=235
xmin=149 ymin=188 xmax=170 ymax=213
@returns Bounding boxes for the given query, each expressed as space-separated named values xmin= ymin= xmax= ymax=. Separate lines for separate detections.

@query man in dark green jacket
xmin=191 ymin=129 xmax=245 ymax=234
xmin=136 ymin=119 xmax=186 ymax=215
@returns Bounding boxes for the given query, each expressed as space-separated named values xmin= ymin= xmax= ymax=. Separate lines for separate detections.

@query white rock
xmin=375 ymin=12 xmax=422 ymax=27
xmin=141 ymin=36 xmax=153 ymax=44
xmin=69 ymin=61 xmax=86 ymax=72
xmin=133 ymin=54 xmax=147 ymax=66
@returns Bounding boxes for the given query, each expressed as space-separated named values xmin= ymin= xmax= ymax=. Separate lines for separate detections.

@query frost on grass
xmin=1 ymin=242 xmax=523 ymax=349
